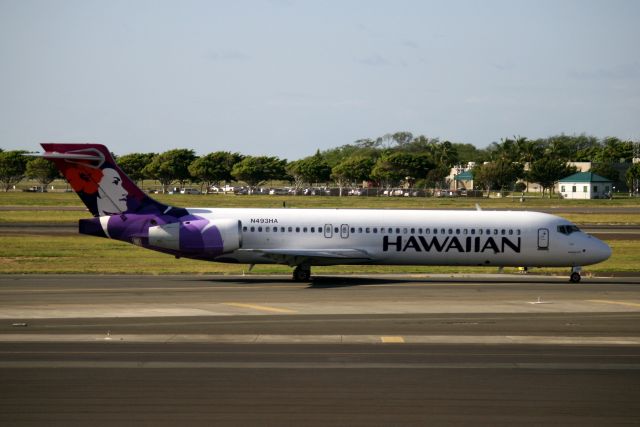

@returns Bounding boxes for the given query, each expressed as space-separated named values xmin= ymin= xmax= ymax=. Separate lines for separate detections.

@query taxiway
xmin=1 ymin=274 xmax=639 ymax=425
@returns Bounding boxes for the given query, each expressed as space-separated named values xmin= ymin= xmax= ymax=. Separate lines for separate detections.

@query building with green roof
xmin=558 ymin=172 xmax=613 ymax=199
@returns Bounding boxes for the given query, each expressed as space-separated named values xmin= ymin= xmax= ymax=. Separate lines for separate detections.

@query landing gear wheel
xmin=293 ymin=265 xmax=311 ymax=282
xmin=569 ymin=272 xmax=581 ymax=283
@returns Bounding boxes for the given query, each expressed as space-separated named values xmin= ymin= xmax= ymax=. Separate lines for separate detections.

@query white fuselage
xmin=185 ymin=208 xmax=612 ymax=268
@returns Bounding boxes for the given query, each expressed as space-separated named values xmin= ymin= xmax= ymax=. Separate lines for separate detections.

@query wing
xmin=238 ymin=248 xmax=372 ymax=266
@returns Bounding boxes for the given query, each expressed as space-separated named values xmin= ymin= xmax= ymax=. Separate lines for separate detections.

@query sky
xmin=1 ymin=0 xmax=639 ymax=159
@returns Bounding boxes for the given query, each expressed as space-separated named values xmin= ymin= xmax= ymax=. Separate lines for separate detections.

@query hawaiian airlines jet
xmin=35 ymin=144 xmax=611 ymax=283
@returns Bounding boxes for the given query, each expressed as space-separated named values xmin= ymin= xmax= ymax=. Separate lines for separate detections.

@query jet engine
xmin=148 ymin=218 xmax=241 ymax=256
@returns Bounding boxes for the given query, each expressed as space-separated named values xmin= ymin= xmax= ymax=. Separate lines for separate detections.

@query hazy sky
xmin=1 ymin=0 xmax=639 ymax=159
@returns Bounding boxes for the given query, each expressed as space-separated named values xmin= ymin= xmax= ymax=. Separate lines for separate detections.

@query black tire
xmin=569 ymin=272 xmax=581 ymax=283
xmin=293 ymin=267 xmax=311 ymax=282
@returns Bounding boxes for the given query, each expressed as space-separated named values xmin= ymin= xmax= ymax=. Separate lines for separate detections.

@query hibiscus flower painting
xmin=64 ymin=164 xmax=104 ymax=194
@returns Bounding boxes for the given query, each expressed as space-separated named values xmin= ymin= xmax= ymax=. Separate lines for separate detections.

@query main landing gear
xmin=292 ymin=264 xmax=311 ymax=282
xmin=569 ymin=266 xmax=582 ymax=283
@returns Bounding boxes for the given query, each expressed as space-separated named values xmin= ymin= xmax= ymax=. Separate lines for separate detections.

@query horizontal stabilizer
xmin=26 ymin=152 xmax=103 ymax=161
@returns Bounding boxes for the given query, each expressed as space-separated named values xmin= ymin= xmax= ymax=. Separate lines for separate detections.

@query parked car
xmin=269 ymin=188 xmax=288 ymax=195
xmin=180 ymin=188 xmax=201 ymax=195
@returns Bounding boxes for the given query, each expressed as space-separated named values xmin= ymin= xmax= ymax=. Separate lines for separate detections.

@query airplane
xmin=33 ymin=143 xmax=612 ymax=283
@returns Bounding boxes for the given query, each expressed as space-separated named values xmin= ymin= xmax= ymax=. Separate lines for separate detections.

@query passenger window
xmin=243 ymin=226 xmax=248 ymax=232
xmin=448 ymin=229 xmax=453 ymax=235
xmin=418 ymin=228 xmax=423 ymax=234
xmin=296 ymin=227 xmax=300 ymax=232
xmin=508 ymin=229 xmax=513 ymax=235
xmin=334 ymin=227 xmax=339 ymax=233
xmin=396 ymin=228 xmax=400 ymax=234
xmin=501 ymin=229 xmax=505 ymax=235
xmin=303 ymin=227 xmax=307 ymax=233
xmin=441 ymin=228 xmax=445 ymax=234
xmin=250 ymin=226 xmax=255 ymax=232
xmin=411 ymin=228 xmax=415 ymax=234
xmin=455 ymin=229 xmax=460 ymax=234
xmin=350 ymin=227 xmax=355 ymax=233
xmin=434 ymin=229 xmax=438 ymax=235
xmin=517 ymin=230 xmax=521 ymax=236
xmin=273 ymin=227 xmax=278 ymax=233
xmin=288 ymin=227 xmax=293 ymax=232
xmin=266 ymin=227 xmax=270 ymax=232
xmin=373 ymin=228 xmax=378 ymax=234
xmin=366 ymin=228 xmax=370 ymax=233
xmin=404 ymin=228 xmax=408 ymax=234
xmin=463 ymin=229 xmax=468 ymax=235
xmin=426 ymin=229 xmax=430 ymax=234
xmin=493 ymin=229 xmax=498 ymax=235
xmin=471 ymin=229 xmax=475 ymax=235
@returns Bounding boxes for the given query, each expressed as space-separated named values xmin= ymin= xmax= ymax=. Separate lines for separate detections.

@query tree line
xmin=1 ymin=133 xmax=640 ymax=194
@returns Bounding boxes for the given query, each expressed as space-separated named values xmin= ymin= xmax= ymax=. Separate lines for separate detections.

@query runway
xmin=1 ymin=274 xmax=640 ymax=425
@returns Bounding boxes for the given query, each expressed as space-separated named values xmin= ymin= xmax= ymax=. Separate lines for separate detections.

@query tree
xmin=0 ymin=150 xmax=28 ymax=191
xmin=321 ymin=139 xmax=381 ymax=167
xmin=286 ymin=160 xmax=307 ymax=192
xmin=590 ymin=163 xmax=620 ymax=183
xmin=528 ymin=159 xmax=577 ymax=198
xmin=625 ymin=163 xmax=640 ymax=195
xmin=118 ymin=153 xmax=155 ymax=184
xmin=188 ymin=151 xmax=244 ymax=193
xmin=391 ymin=131 xmax=414 ymax=147
xmin=331 ymin=156 xmax=375 ymax=196
xmin=26 ymin=157 xmax=59 ymax=189
xmin=142 ymin=149 xmax=196 ymax=193
xmin=287 ymin=150 xmax=332 ymax=188
xmin=594 ymin=137 xmax=633 ymax=163
xmin=231 ymin=156 xmax=287 ymax=191
xmin=424 ymin=165 xmax=451 ymax=189
xmin=370 ymin=152 xmax=433 ymax=188
xmin=473 ymin=159 xmax=524 ymax=194
xmin=451 ymin=143 xmax=486 ymax=164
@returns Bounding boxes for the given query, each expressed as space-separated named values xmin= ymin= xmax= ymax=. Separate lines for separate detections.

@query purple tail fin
xmin=40 ymin=143 xmax=185 ymax=217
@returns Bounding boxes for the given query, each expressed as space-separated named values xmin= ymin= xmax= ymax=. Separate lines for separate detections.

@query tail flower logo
xmin=65 ymin=164 xmax=104 ymax=194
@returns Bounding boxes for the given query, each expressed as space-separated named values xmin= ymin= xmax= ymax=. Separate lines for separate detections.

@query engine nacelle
xmin=148 ymin=218 xmax=241 ymax=255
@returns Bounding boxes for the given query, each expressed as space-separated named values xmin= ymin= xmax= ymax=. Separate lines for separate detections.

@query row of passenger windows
xmin=242 ymin=225 xmax=522 ymax=236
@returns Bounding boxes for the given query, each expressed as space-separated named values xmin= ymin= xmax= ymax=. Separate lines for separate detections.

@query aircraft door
xmin=324 ymin=224 xmax=333 ymax=238
xmin=538 ymin=228 xmax=549 ymax=250
xmin=340 ymin=224 xmax=349 ymax=239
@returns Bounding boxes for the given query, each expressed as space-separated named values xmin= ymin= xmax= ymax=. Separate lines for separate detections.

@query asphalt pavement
xmin=1 ymin=274 xmax=640 ymax=425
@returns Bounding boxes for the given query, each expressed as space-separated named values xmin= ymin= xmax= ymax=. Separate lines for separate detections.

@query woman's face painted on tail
xmin=97 ymin=168 xmax=128 ymax=215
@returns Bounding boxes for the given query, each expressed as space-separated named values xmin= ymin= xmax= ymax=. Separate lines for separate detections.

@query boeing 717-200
xmin=34 ymin=143 xmax=611 ymax=282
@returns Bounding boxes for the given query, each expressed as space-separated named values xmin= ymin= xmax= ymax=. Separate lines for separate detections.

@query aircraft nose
xmin=599 ymin=240 xmax=612 ymax=262
xmin=591 ymin=238 xmax=612 ymax=263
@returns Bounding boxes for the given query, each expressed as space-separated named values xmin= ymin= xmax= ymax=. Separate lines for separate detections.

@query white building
xmin=558 ymin=172 xmax=613 ymax=199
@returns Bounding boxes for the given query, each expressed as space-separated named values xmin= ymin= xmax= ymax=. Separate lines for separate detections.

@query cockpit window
xmin=557 ymin=224 xmax=581 ymax=235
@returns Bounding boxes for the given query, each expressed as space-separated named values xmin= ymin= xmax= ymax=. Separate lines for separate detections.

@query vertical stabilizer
xmin=39 ymin=143 xmax=185 ymax=217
